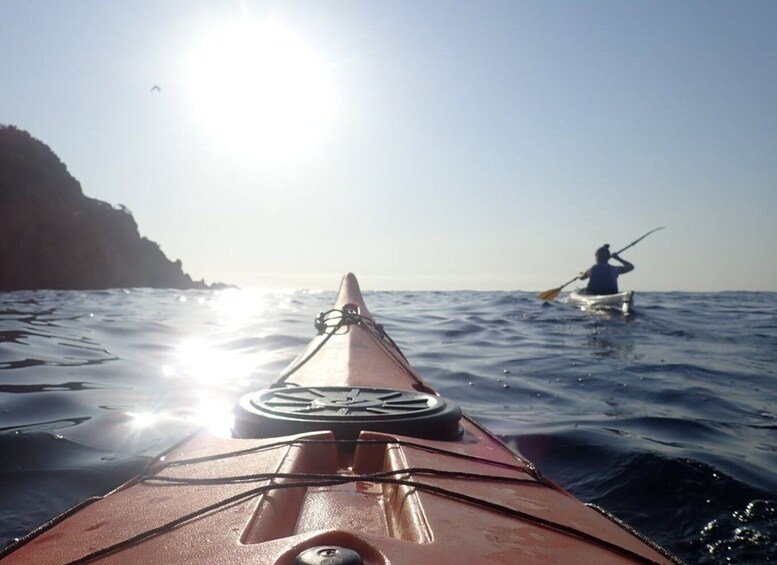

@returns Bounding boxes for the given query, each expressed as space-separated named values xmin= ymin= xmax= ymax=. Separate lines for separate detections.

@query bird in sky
xmin=150 ymin=85 xmax=161 ymax=92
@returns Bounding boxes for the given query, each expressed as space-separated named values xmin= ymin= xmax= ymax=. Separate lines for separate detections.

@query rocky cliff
xmin=0 ymin=126 xmax=210 ymax=291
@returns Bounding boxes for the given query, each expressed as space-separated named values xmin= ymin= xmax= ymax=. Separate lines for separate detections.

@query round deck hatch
xmin=233 ymin=386 xmax=461 ymax=441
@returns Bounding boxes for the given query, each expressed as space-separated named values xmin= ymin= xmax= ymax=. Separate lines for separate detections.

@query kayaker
xmin=579 ymin=244 xmax=634 ymax=295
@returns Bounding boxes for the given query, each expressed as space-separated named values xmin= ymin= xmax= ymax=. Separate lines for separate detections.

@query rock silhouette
xmin=1 ymin=125 xmax=212 ymax=291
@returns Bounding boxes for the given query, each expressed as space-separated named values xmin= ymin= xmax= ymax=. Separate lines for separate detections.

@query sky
xmin=2 ymin=1 xmax=776 ymax=291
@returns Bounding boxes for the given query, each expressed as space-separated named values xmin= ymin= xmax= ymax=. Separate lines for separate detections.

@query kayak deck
xmin=1 ymin=274 xmax=673 ymax=564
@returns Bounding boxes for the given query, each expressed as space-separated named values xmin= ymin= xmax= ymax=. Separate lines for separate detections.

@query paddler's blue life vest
xmin=586 ymin=264 xmax=624 ymax=295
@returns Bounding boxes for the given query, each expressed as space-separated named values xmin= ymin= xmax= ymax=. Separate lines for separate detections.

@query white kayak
xmin=568 ymin=289 xmax=634 ymax=315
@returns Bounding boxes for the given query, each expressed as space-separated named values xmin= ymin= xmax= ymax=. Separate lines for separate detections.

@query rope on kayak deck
xmin=160 ymin=437 xmax=543 ymax=480
xmin=65 ymin=441 xmax=679 ymax=565
xmin=66 ymin=465 xmax=676 ymax=565
xmin=278 ymin=306 xmax=411 ymax=383
xmin=141 ymin=467 xmax=544 ymax=487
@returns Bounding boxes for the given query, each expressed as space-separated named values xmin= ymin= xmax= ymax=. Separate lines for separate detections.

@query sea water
xmin=0 ymin=287 xmax=775 ymax=563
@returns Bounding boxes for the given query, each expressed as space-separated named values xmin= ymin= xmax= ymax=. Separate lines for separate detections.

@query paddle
xmin=537 ymin=227 xmax=665 ymax=302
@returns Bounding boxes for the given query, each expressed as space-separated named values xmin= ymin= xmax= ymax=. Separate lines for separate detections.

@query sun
xmin=185 ymin=19 xmax=335 ymax=163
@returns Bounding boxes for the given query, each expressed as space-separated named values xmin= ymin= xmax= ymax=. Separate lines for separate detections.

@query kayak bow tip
xmin=335 ymin=273 xmax=371 ymax=316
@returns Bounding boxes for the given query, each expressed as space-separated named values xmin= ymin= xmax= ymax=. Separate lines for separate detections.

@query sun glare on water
xmin=185 ymin=18 xmax=335 ymax=164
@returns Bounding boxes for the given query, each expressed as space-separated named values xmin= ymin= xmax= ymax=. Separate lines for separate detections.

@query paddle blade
xmin=537 ymin=287 xmax=562 ymax=301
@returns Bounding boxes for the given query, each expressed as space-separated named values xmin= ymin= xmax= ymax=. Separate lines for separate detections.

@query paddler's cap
xmin=595 ymin=244 xmax=611 ymax=260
